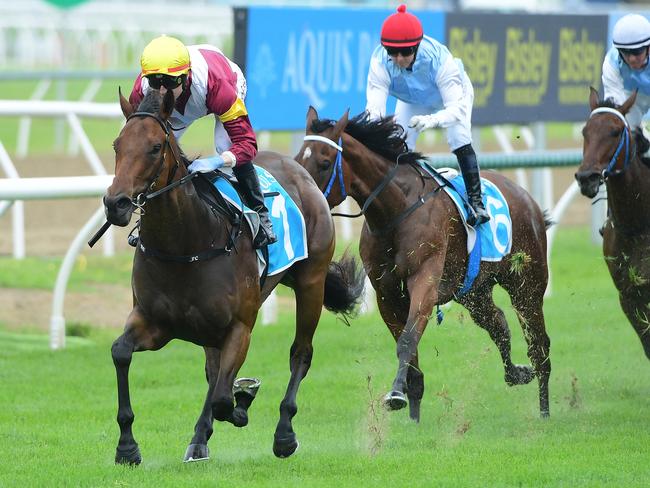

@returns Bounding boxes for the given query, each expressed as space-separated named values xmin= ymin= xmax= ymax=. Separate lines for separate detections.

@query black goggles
xmin=146 ymin=74 xmax=184 ymax=90
xmin=385 ymin=46 xmax=416 ymax=57
xmin=619 ymin=46 xmax=648 ymax=57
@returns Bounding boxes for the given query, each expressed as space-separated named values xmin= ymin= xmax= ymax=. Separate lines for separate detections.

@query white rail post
xmin=0 ymin=141 xmax=25 ymax=258
xmin=50 ymin=205 xmax=107 ymax=350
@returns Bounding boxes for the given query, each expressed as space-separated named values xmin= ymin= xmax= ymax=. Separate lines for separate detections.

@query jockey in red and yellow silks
xmin=130 ymin=35 xmax=276 ymax=248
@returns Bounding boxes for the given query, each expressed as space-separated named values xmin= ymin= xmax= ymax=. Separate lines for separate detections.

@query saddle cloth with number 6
xmin=426 ymin=167 xmax=513 ymax=262
xmin=213 ymin=165 xmax=308 ymax=276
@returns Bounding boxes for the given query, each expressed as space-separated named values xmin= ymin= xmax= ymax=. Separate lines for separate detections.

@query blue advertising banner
xmin=447 ymin=13 xmax=608 ymax=125
xmin=236 ymin=7 xmax=444 ymax=130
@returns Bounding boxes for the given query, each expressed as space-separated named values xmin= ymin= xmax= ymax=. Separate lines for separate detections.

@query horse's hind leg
xmin=459 ymin=285 xmax=535 ymax=387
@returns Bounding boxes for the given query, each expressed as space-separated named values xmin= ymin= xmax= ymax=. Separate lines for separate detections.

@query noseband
xmin=589 ymin=107 xmax=631 ymax=178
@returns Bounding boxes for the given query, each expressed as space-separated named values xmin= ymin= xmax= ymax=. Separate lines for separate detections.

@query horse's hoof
xmin=273 ymin=433 xmax=299 ymax=458
xmin=540 ymin=410 xmax=550 ymax=419
xmin=115 ymin=443 xmax=141 ymax=466
xmin=233 ymin=377 xmax=261 ymax=399
xmin=230 ymin=406 xmax=249 ymax=428
xmin=505 ymin=364 xmax=535 ymax=386
xmin=183 ymin=443 xmax=210 ymax=462
xmin=383 ymin=391 xmax=408 ymax=411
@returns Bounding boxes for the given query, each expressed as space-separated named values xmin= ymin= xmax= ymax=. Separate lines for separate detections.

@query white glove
xmin=188 ymin=155 xmax=225 ymax=173
xmin=408 ymin=114 xmax=441 ymax=132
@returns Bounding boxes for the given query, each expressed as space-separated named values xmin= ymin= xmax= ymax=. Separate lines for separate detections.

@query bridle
xmin=124 ymin=111 xmax=194 ymax=213
xmin=120 ymin=111 xmax=238 ymax=262
xmin=588 ymin=107 xmax=633 ymax=179
xmin=303 ymin=134 xmax=346 ymax=199
xmin=303 ymin=133 xmax=444 ymax=233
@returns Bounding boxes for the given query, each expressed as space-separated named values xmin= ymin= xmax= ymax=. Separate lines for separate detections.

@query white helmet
xmin=612 ymin=14 xmax=650 ymax=50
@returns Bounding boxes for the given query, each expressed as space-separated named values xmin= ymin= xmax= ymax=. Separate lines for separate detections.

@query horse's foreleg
xmin=184 ymin=347 xmax=219 ymax=462
xmin=111 ymin=331 xmax=141 ymax=465
xmin=273 ymin=279 xmax=323 ymax=458
xmin=386 ymin=266 xmax=439 ymax=420
xmin=619 ymin=292 xmax=650 ymax=360
xmin=211 ymin=322 xmax=252 ymax=425
xmin=112 ymin=310 xmax=171 ymax=465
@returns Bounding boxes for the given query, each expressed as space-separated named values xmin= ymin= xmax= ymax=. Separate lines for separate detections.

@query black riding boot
xmin=233 ymin=163 xmax=277 ymax=248
xmin=453 ymin=144 xmax=490 ymax=226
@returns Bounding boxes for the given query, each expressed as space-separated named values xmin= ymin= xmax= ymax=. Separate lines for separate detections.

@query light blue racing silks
xmin=214 ymin=165 xmax=308 ymax=276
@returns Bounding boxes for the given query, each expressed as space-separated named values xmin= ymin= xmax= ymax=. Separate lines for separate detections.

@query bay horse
xmin=575 ymin=87 xmax=650 ymax=360
xmin=296 ymin=107 xmax=552 ymax=421
xmin=103 ymin=89 xmax=364 ymax=464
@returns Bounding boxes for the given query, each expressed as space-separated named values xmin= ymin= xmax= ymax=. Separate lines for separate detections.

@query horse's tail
xmin=323 ymin=251 xmax=366 ymax=322
xmin=542 ymin=210 xmax=554 ymax=230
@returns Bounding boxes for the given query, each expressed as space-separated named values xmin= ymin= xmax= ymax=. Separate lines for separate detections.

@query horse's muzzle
xmin=103 ymin=193 xmax=134 ymax=227
xmin=574 ymin=169 xmax=602 ymax=198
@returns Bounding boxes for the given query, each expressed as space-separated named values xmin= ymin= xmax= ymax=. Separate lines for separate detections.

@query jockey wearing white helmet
xmin=365 ymin=4 xmax=489 ymax=226
xmin=602 ymin=14 xmax=650 ymax=158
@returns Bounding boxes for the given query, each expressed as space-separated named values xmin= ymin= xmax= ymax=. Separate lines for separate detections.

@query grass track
xmin=1 ymin=226 xmax=649 ymax=486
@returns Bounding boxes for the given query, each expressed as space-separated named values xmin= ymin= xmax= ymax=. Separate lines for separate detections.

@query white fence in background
xmin=0 ymin=1 xmax=232 ymax=70
xmin=0 ymin=99 xmax=595 ymax=349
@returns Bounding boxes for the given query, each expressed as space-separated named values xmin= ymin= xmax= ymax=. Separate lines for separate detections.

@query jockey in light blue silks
xmin=602 ymin=13 xmax=650 ymax=160
xmin=365 ymin=4 xmax=489 ymax=226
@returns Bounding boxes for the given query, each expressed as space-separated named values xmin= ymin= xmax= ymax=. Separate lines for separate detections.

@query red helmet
xmin=380 ymin=4 xmax=423 ymax=48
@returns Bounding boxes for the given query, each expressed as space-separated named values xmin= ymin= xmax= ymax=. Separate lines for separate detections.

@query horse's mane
xmin=136 ymin=90 xmax=191 ymax=163
xmin=310 ymin=111 xmax=427 ymax=166
xmin=599 ymin=98 xmax=620 ymax=109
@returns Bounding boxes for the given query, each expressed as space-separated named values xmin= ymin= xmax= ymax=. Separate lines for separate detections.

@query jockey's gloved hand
xmin=408 ymin=114 xmax=442 ymax=132
xmin=188 ymin=155 xmax=225 ymax=173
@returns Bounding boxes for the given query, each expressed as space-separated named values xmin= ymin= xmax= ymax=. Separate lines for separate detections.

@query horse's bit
xmin=589 ymin=107 xmax=632 ymax=178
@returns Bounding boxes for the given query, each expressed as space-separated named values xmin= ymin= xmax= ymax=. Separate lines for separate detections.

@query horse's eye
xmin=150 ymin=144 xmax=162 ymax=155
xmin=610 ymin=129 xmax=621 ymax=138
xmin=317 ymin=160 xmax=331 ymax=171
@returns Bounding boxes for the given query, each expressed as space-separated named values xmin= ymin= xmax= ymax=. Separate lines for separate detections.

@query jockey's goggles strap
xmin=590 ymin=107 xmax=629 ymax=128
xmin=303 ymin=135 xmax=343 ymax=152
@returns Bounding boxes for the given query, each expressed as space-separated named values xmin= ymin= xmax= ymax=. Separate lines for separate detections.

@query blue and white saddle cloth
xmin=214 ymin=165 xmax=308 ymax=276
xmin=419 ymin=163 xmax=513 ymax=295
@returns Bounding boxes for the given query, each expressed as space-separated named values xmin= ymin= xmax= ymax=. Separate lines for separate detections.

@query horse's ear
xmin=306 ymin=106 xmax=318 ymax=133
xmin=119 ymin=87 xmax=134 ymax=119
xmin=620 ymin=89 xmax=638 ymax=115
xmin=159 ymin=89 xmax=175 ymax=120
xmin=588 ymin=86 xmax=599 ymax=111
xmin=333 ymin=109 xmax=349 ymax=136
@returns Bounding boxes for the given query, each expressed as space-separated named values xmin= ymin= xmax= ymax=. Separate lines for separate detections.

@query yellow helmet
xmin=140 ymin=35 xmax=191 ymax=76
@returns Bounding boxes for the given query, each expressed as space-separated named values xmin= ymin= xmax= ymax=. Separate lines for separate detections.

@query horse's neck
xmin=606 ymin=159 xmax=650 ymax=233
xmin=139 ymin=182 xmax=225 ymax=252
xmin=344 ymin=138 xmax=410 ymax=227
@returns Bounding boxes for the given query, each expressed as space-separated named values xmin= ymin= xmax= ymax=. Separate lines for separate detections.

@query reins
xmin=90 ymin=111 xmax=242 ymax=261
xmin=304 ymin=134 xmax=445 ymax=233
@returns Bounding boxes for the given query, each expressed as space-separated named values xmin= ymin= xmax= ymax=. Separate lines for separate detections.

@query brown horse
xmin=575 ymin=87 xmax=650 ymax=360
xmin=296 ymin=107 xmax=552 ymax=421
xmin=103 ymin=89 xmax=364 ymax=464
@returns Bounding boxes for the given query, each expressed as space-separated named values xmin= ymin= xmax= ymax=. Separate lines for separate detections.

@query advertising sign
xmin=235 ymin=7 xmax=444 ymax=130
xmin=447 ymin=13 xmax=608 ymax=124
